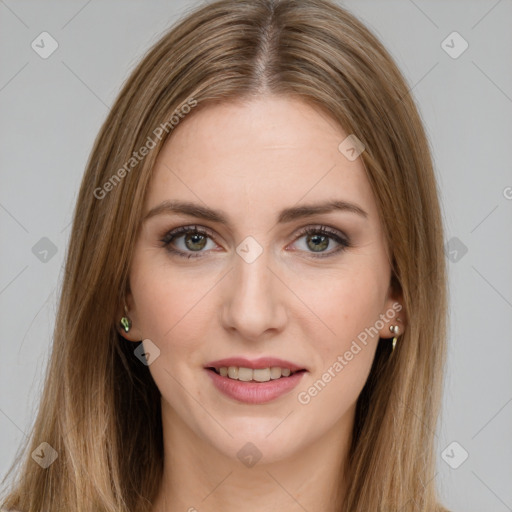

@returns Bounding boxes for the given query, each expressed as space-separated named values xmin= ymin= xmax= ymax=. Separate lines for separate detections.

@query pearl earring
xmin=389 ymin=323 xmax=400 ymax=351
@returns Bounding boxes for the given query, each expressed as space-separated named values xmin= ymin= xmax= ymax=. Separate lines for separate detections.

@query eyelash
xmin=160 ymin=225 xmax=351 ymax=260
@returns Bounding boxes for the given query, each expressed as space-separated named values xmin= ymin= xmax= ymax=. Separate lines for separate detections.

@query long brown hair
xmin=1 ymin=0 xmax=449 ymax=510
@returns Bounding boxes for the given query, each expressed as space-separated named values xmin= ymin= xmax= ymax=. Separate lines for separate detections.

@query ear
xmin=115 ymin=292 xmax=143 ymax=342
xmin=378 ymin=285 xmax=407 ymax=340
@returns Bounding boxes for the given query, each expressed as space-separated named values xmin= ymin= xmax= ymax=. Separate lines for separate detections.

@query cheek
xmin=130 ymin=254 xmax=214 ymax=352
xmin=293 ymin=263 xmax=385 ymax=349
xmin=293 ymin=269 xmax=382 ymax=420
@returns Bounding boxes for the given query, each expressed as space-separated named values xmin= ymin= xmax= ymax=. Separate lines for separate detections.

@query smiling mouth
xmin=207 ymin=366 xmax=306 ymax=383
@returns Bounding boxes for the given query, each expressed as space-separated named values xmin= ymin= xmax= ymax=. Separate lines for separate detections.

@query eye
xmin=289 ymin=226 xmax=351 ymax=258
xmin=160 ymin=224 xmax=351 ymax=259
xmin=160 ymin=225 xmax=218 ymax=259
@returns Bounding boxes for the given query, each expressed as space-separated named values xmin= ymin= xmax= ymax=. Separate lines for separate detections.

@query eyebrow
xmin=143 ymin=199 xmax=368 ymax=227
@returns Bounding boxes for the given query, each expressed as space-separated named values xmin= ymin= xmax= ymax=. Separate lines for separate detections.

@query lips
xmin=204 ymin=356 xmax=308 ymax=404
xmin=205 ymin=357 xmax=306 ymax=373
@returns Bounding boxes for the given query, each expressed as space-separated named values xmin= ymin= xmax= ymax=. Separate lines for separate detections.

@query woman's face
xmin=122 ymin=95 xmax=403 ymax=464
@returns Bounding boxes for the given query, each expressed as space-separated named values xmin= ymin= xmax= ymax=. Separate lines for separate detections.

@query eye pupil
xmin=185 ymin=232 xmax=207 ymax=251
xmin=307 ymin=234 xmax=329 ymax=252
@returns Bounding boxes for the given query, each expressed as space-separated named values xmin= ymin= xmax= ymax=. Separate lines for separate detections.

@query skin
xmin=118 ymin=95 xmax=406 ymax=512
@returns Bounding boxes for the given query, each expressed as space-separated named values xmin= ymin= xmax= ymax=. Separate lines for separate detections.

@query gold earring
xmin=120 ymin=304 xmax=131 ymax=333
xmin=389 ymin=324 xmax=400 ymax=351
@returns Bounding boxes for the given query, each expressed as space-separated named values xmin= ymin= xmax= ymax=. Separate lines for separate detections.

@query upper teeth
xmin=217 ymin=366 xmax=292 ymax=382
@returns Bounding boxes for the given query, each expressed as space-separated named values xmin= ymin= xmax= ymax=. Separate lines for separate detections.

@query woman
xmin=0 ymin=0 xmax=450 ymax=510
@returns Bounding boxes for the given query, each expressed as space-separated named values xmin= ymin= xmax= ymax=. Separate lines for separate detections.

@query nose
xmin=220 ymin=247 xmax=288 ymax=342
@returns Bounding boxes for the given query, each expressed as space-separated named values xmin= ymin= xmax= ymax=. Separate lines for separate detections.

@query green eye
xmin=160 ymin=225 xmax=351 ymax=259
xmin=161 ymin=225 xmax=213 ymax=259
xmin=291 ymin=226 xmax=350 ymax=258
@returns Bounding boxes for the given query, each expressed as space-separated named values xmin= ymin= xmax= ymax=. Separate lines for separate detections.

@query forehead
xmin=145 ymin=96 xmax=378 ymax=225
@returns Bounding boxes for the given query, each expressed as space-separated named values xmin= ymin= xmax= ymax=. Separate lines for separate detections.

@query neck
xmin=151 ymin=399 xmax=354 ymax=512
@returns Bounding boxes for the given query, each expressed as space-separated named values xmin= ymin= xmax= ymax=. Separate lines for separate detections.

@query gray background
xmin=1 ymin=1 xmax=511 ymax=511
